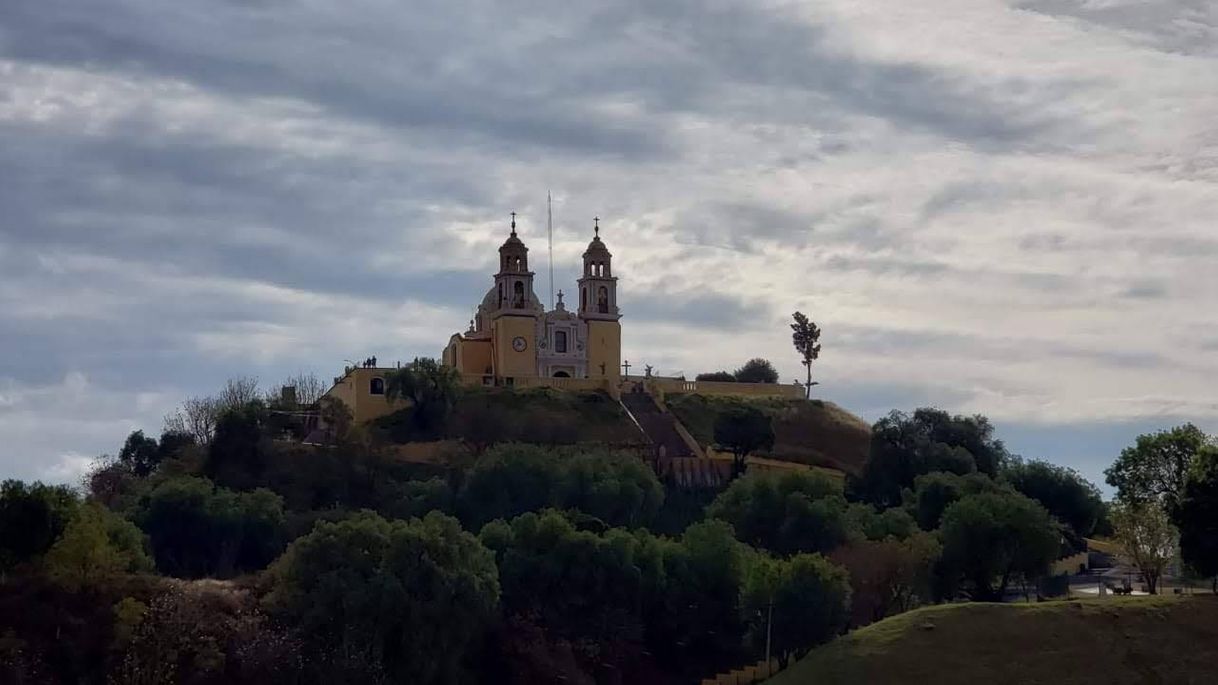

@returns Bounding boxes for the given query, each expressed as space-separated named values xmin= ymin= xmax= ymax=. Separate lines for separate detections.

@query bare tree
xmin=164 ymin=395 xmax=221 ymax=445
xmin=218 ymin=376 xmax=260 ymax=410
xmin=269 ymin=372 xmax=327 ymax=407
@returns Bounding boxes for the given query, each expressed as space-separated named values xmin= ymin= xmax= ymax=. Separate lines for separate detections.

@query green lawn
xmin=769 ymin=596 xmax=1218 ymax=685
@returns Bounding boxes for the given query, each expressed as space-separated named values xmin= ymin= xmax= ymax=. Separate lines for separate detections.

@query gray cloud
xmin=1 ymin=0 xmax=1216 ymax=483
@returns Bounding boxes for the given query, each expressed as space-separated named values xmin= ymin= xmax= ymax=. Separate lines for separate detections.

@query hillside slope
xmin=770 ymin=597 xmax=1218 ymax=685
xmin=665 ymin=394 xmax=871 ymax=475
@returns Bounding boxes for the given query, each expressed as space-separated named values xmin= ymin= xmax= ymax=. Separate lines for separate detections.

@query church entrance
xmin=552 ymin=370 xmax=571 ymax=378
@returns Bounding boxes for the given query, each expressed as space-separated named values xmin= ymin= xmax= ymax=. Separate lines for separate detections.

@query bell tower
xmin=578 ymin=217 xmax=621 ymax=381
xmin=488 ymin=212 xmax=541 ymax=380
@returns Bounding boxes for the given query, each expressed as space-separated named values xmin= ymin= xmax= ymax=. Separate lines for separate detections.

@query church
xmin=441 ymin=214 xmax=622 ymax=384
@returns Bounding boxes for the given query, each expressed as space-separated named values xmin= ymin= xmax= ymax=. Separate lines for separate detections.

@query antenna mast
xmin=548 ymin=191 xmax=555 ymax=310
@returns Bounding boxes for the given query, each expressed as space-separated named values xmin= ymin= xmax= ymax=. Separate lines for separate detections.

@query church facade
xmin=441 ymin=215 xmax=622 ymax=385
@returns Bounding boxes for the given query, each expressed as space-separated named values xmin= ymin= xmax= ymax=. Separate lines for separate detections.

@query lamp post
xmin=765 ymin=596 xmax=774 ymax=669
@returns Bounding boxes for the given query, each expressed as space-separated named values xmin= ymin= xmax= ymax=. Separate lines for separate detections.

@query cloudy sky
xmin=2 ymin=0 xmax=1216 ymax=492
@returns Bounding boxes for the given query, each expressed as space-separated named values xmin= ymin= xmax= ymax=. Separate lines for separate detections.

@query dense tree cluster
xmin=13 ymin=386 xmax=1212 ymax=683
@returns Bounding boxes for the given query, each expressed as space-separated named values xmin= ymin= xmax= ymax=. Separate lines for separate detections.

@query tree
xmin=1177 ymin=447 xmax=1218 ymax=592
xmin=707 ymin=471 xmax=849 ymax=555
xmin=556 ymin=450 xmax=664 ymax=528
xmin=135 ymin=476 xmax=286 ymax=578
xmin=206 ymin=401 xmax=271 ymax=490
xmin=733 ymin=358 xmax=779 ymax=384
xmin=163 ymin=395 xmax=221 ymax=444
xmin=830 ymin=532 xmax=940 ymax=627
xmin=937 ymin=492 xmax=1060 ymax=601
xmin=271 ymin=372 xmax=326 ymax=407
xmin=714 ymin=406 xmax=775 ymax=477
xmin=267 ymin=511 xmax=499 ymax=684
xmin=117 ymin=430 xmax=161 ymax=477
xmin=218 ymin=376 xmax=261 ymax=411
xmin=909 ymin=471 xmax=1008 ymax=531
xmin=385 ymin=357 xmax=463 ymax=439
xmin=790 ymin=311 xmax=822 ymax=398
xmin=695 ymin=371 xmax=737 ymax=383
xmin=1105 ymin=423 xmax=1212 ymax=517
xmin=0 ymin=480 xmax=79 ymax=573
xmin=44 ymin=503 xmax=152 ymax=590
xmin=458 ymin=444 xmax=563 ymax=527
xmin=843 ymin=503 xmax=917 ymax=542
xmin=854 ymin=408 xmax=1008 ymax=507
xmin=1003 ymin=457 xmax=1103 ymax=539
xmin=1111 ymin=500 xmax=1177 ymax=595
xmin=742 ymin=552 xmax=850 ymax=666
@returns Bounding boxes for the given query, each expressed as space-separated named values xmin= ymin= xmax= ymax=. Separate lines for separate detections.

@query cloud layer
xmin=2 ymin=0 xmax=1216 ymax=490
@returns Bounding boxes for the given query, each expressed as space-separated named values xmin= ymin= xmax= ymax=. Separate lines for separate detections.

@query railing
xmin=648 ymin=378 xmax=805 ymax=399
xmin=457 ymin=374 xmax=611 ymax=393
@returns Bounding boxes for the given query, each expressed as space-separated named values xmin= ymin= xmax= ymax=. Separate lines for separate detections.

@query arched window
xmin=581 ymin=287 xmax=587 ymax=311
xmin=513 ymin=281 xmax=525 ymax=307
xmin=597 ymin=286 xmax=609 ymax=313
xmin=497 ymin=283 xmax=503 ymax=307
xmin=370 ymin=377 xmax=385 ymax=395
xmin=555 ymin=330 xmax=567 ymax=353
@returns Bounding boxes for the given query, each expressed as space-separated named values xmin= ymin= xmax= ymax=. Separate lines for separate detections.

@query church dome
xmin=582 ymin=218 xmax=611 ymax=258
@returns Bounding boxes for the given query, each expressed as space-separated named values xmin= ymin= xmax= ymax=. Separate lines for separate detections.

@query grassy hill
xmin=664 ymin=394 xmax=872 ymax=475
xmin=374 ymin=386 xmax=647 ymax=447
xmin=770 ymin=597 xmax=1218 ymax=685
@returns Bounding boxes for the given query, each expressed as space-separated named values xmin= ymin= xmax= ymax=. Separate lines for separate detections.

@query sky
xmin=1 ymin=0 xmax=1216 ymax=493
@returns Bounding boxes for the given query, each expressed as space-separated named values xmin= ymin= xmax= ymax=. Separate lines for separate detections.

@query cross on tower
xmin=510 ymin=211 xmax=517 ymax=234
xmin=594 ymin=216 xmax=600 ymax=237
xmin=621 ymin=359 xmax=631 ymax=376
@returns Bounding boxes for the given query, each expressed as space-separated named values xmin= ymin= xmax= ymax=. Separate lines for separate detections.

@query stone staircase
xmin=620 ymin=383 xmax=729 ymax=488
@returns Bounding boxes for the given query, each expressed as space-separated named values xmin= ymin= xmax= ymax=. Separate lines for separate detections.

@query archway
xmin=552 ymin=370 xmax=571 ymax=378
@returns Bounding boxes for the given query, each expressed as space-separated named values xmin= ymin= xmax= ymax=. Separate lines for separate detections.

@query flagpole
xmin=548 ymin=191 xmax=555 ymax=311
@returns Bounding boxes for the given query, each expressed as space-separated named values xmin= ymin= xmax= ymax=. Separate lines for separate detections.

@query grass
xmin=664 ymin=394 xmax=872 ymax=475
xmin=769 ymin=596 xmax=1218 ymax=685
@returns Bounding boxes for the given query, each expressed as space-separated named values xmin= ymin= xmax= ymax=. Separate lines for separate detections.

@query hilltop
xmin=770 ymin=597 xmax=1218 ymax=685
xmin=664 ymin=393 xmax=872 ymax=475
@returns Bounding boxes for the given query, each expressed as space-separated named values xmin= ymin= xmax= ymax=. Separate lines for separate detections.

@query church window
xmin=597 ymin=286 xmax=609 ymax=313
xmin=555 ymin=330 xmax=567 ymax=353
xmin=513 ymin=281 xmax=525 ymax=307
xmin=369 ymin=377 xmax=385 ymax=395
xmin=581 ymin=287 xmax=587 ymax=311
xmin=497 ymin=283 xmax=503 ymax=307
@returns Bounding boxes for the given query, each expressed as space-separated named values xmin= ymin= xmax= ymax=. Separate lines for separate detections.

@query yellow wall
xmin=492 ymin=315 xmax=538 ymax=378
xmin=322 ymin=367 xmax=403 ymax=424
xmin=585 ymin=319 xmax=621 ymax=381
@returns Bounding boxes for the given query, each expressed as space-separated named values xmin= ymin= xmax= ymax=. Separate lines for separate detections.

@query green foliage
xmin=936 ymin=492 xmax=1060 ymax=601
xmin=1111 ymin=500 xmax=1177 ymax=594
xmin=135 ymin=476 xmax=286 ymax=578
xmin=695 ymin=371 xmax=737 ymax=382
xmin=714 ymin=405 xmax=775 ymax=477
xmin=908 ymin=471 xmax=1007 ymax=531
xmin=267 ymin=511 xmax=499 ymax=684
xmin=844 ymin=503 xmax=917 ymax=542
xmin=458 ymin=444 xmax=664 ymax=529
xmin=742 ymin=552 xmax=850 ymax=664
xmin=855 ymin=408 xmax=1009 ymax=507
xmin=0 ymin=480 xmax=79 ymax=573
xmin=1105 ymin=423 xmax=1213 ymax=515
xmin=1003 ymin=457 xmax=1103 ymax=538
xmin=118 ymin=430 xmax=161 ymax=478
xmin=707 ymin=471 xmax=849 ymax=555
xmin=206 ymin=401 xmax=272 ymax=491
xmin=479 ymin=510 xmax=659 ymax=648
xmin=734 ymin=358 xmax=779 ymax=384
xmin=1178 ymin=447 xmax=1218 ymax=584
xmin=790 ymin=311 xmax=822 ymax=397
xmin=45 ymin=504 xmax=152 ymax=591
xmin=384 ymin=357 xmax=463 ymax=439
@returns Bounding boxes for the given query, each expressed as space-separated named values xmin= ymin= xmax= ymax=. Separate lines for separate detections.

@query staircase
xmin=620 ymin=383 xmax=729 ymax=488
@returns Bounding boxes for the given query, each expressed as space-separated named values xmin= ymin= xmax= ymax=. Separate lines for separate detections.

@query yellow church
xmin=441 ymin=214 xmax=622 ymax=386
